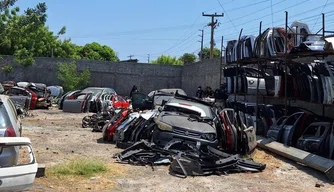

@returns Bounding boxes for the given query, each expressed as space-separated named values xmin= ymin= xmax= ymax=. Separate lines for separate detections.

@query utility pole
xmin=128 ymin=55 xmax=134 ymax=60
xmin=198 ymin=29 xmax=204 ymax=61
xmin=202 ymin=12 xmax=224 ymax=59
xmin=147 ymin=54 xmax=150 ymax=63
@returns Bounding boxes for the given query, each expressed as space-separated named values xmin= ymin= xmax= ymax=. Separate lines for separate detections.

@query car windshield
xmin=153 ymin=95 xmax=174 ymax=106
xmin=164 ymin=98 xmax=213 ymax=119
xmin=81 ymin=88 xmax=103 ymax=96
xmin=163 ymin=105 xmax=202 ymax=117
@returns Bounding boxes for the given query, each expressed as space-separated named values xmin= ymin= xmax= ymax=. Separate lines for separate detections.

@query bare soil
xmin=22 ymin=109 xmax=334 ymax=192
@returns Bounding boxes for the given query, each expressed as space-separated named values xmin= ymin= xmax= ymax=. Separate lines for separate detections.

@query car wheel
xmin=82 ymin=116 xmax=91 ymax=128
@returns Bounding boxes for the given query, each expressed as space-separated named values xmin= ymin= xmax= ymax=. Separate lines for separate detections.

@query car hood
xmin=157 ymin=114 xmax=215 ymax=133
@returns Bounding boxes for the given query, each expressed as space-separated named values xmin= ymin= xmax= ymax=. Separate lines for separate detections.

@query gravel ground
xmin=22 ymin=109 xmax=334 ymax=192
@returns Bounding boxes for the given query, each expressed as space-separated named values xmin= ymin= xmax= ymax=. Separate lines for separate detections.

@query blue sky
xmin=15 ymin=0 xmax=334 ymax=62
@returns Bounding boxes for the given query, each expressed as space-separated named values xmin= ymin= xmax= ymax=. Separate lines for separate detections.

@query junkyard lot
xmin=23 ymin=109 xmax=334 ymax=192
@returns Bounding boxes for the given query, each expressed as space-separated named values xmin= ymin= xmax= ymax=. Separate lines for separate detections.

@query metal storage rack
xmin=222 ymin=12 xmax=334 ymax=128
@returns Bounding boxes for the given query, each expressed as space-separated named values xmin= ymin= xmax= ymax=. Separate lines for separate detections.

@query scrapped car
xmin=132 ymin=88 xmax=187 ymax=110
xmin=62 ymin=87 xmax=117 ymax=113
xmin=6 ymin=86 xmax=32 ymax=111
xmin=0 ymin=137 xmax=38 ymax=192
xmin=2 ymin=81 xmax=16 ymax=92
xmin=152 ymin=94 xmax=219 ymax=150
xmin=0 ymin=95 xmax=24 ymax=167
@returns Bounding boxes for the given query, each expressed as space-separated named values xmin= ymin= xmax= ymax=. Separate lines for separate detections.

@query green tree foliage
xmin=79 ymin=42 xmax=119 ymax=61
xmin=151 ymin=55 xmax=183 ymax=65
xmin=0 ymin=1 xmax=119 ymax=62
xmin=198 ymin=47 xmax=221 ymax=60
xmin=57 ymin=61 xmax=91 ymax=92
xmin=179 ymin=53 xmax=197 ymax=64
xmin=2 ymin=64 xmax=13 ymax=73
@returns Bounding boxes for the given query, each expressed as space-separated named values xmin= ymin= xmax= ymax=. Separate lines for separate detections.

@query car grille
xmin=172 ymin=127 xmax=201 ymax=138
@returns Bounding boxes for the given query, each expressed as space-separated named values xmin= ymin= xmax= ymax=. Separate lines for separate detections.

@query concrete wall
xmin=0 ymin=56 xmax=183 ymax=95
xmin=182 ymin=58 xmax=223 ymax=97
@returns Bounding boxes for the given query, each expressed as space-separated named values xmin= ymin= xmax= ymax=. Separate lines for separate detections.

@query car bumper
xmin=152 ymin=129 xmax=218 ymax=149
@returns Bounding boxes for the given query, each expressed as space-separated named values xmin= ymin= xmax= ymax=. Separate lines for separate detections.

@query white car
xmin=0 ymin=95 xmax=23 ymax=167
xmin=0 ymin=137 xmax=38 ymax=192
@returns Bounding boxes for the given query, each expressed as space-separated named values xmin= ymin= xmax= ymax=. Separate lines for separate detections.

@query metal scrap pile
xmin=96 ymin=90 xmax=267 ymax=177
xmin=114 ymin=140 xmax=265 ymax=178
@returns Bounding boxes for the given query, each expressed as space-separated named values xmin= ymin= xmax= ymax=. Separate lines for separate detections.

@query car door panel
xmin=62 ymin=93 xmax=92 ymax=113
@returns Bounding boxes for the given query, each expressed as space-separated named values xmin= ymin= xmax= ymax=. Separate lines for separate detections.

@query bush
xmin=57 ymin=61 xmax=91 ymax=92
xmin=2 ymin=64 xmax=13 ymax=73
xmin=13 ymin=48 xmax=35 ymax=67
xmin=50 ymin=158 xmax=107 ymax=177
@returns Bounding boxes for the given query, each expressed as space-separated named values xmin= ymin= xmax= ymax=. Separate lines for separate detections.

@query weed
xmin=2 ymin=65 xmax=13 ymax=73
xmin=50 ymin=158 xmax=107 ymax=177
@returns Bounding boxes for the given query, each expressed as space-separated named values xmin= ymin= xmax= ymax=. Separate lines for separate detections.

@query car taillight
xmin=5 ymin=125 xmax=16 ymax=137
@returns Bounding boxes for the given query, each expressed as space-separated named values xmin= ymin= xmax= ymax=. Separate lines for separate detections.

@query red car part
xmin=106 ymin=109 xmax=130 ymax=141
xmin=26 ymin=89 xmax=37 ymax=110
xmin=112 ymin=95 xmax=130 ymax=109
xmin=220 ymin=112 xmax=233 ymax=152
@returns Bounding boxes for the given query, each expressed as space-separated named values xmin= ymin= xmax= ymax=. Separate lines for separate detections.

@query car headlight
xmin=201 ymin=133 xmax=217 ymax=141
xmin=156 ymin=121 xmax=173 ymax=131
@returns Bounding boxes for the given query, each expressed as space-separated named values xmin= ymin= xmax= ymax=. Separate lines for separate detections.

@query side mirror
xmin=16 ymin=107 xmax=24 ymax=116
xmin=158 ymin=107 xmax=163 ymax=112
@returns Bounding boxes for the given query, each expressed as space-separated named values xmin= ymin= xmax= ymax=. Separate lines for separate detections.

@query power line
xmin=216 ymin=0 xmax=238 ymax=32
xmin=63 ymin=23 xmax=207 ymax=39
xmin=216 ymin=0 xmax=313 ymax=33
xmin=224 ymin=0 xmax=269 ymax=12
xmin=150 ymin=14 xmax=207 ymax=56
xmin=151 ymin=29 xmax=199 ymax=55
xmin=312 ymin=0 xmax=329 ymax=31
xmin=216 ymin=0 xmax=288 ymax=31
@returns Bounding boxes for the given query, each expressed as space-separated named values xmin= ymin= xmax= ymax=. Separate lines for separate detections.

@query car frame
xmin=152 ymin=94 xmax=220 ymax=150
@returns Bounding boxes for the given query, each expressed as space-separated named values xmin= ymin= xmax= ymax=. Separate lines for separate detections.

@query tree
xmin=57 ymin=61 xmax=91 ymax=92
xmin=0 ymin=1 xmax=119 ymax=62
xmin=79 ymin=42 xmax=119 ymax=62
xmin=198 ymin=47 xmax=221 ymax=60
xmin=151 ymin=55 xmax=183 ymax=65
xmin=179 ymin=53 xmax=196 ymax=64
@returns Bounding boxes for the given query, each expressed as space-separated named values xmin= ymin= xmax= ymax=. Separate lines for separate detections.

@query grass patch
xmin=51 ymin=158 xmax=107 ymax=177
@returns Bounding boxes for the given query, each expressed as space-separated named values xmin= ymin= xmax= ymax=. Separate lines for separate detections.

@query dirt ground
xmin=22 ymin=108 xmax=334 ymax=192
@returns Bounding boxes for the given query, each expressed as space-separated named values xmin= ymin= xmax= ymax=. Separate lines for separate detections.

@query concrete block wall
xmin=0 ymin=56 xmax=183 ymax=95
xmin=182 ymin=58 xmax=222 ymax=97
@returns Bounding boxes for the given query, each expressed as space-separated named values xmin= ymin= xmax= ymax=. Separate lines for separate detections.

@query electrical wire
xmin=224 ymin=0 xmax=269 ymax=12
xmin=312 ymin=0 xmax=329 ymax=31
xmin=64 ymin=22 xmax=207 ymax=39
xmin=216 ymin=0 xmax=238 ymax=32
xmin=151 ymin=29 xmax=199 ymax=55
xmin=217 ymin=0 xmax=320 ymax=33
xmin=216 ymin=0 xmax=288 ymax=31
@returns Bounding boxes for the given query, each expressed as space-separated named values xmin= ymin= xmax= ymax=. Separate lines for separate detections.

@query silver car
xmin=0 ymin=95 xmax=23 ymax=167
